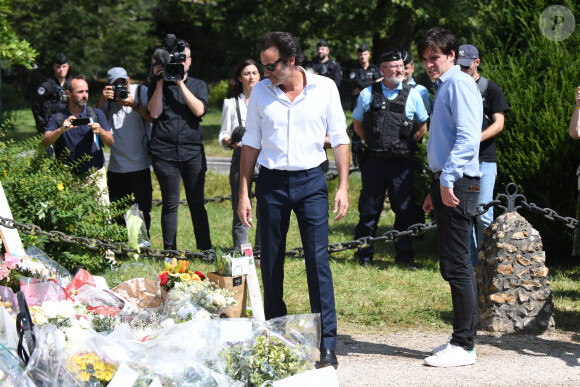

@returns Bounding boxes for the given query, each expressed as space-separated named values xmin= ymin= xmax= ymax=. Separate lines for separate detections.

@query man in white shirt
xmin=238 ymin=31 xmax=350 ymax=369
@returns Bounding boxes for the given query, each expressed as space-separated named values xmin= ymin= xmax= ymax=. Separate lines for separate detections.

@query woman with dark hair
xmin=219 ymin=59 xmax=261 ymax=250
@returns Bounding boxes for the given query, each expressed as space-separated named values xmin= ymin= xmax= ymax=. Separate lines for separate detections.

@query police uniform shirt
xmin=349 ymin=63 xmax=381 ymax=92
xmin=352 ymin=82 xmax=429 ymax=124
xmin=308 ymin=58 xmax=342 ymax=87
xmin=32 ymin=76 xmax=68 ymax=132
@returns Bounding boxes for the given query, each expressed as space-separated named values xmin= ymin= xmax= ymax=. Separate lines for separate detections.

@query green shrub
xmin=208 ymin=79 xmax=229 ymax=108
xmin=474 ymin=0 xmax=580 ymax=258
xmin=0 ymin=135 xmax=131 ymax=273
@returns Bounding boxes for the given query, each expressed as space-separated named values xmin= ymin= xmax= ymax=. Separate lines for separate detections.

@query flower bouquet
xmin=220 ymin=332 xmax=314 ymax=386
xmin=158 ymin=258 xmax=206 ymax=291
xmin=66 ymin=352 xmax=118 ymax=386
xmin=164 ymin=279 xmax=237 ymax=322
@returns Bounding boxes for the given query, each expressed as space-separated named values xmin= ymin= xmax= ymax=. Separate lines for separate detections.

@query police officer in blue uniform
xmin=353 ymin=48 xmax=429 ymax=266
xmin=349 ymin=43 xmax=382 ymax=166
xmin=32 ymin=53 xmax=70 ymax=134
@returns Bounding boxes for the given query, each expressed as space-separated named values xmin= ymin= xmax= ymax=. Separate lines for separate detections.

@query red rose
xmin=195 ymin=271 xmax=205 ymax=281
xmin=159 ymin=272 xmax=169 ymax=287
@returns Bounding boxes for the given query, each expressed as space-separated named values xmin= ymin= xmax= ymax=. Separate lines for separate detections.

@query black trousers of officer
xmin=256 ymin=165 xmax=337 ymax=351
xmin=354 ymin=155 xmax=424 ymax=262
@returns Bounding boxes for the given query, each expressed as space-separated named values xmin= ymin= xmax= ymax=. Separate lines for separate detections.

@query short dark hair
xmin=64 ymin=74 xmax=87 ymax=92
xmin=230 ymin=59 xmax=259 ymax=95
xmin=257 ymin=31 xmax=304 ymax=66
xmin=417 ymin=27 xmax=457 ymax=60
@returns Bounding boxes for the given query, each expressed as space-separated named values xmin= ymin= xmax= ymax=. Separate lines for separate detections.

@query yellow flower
xmin=181 ymin=273 xmax=191 ymax=281
xmin=57 ymin=183 xmax=64 ymax=190
xmin=191 ymin=273 xmax=201 ymax=282
xmin=69 ymin=224 xmax=74 ymax=232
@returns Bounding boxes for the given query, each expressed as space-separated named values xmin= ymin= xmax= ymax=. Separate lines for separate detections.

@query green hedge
xmin=474 ymin=0 xmax=580 ymax=258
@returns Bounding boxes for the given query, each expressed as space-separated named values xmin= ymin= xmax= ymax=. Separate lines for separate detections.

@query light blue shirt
xmin=352 ymin=82 xmax=429 ymax=124
xmin=427 ymin=65 xmax=483 ymax=187
xmin=408 ymin=78 xmax=432 ymax=112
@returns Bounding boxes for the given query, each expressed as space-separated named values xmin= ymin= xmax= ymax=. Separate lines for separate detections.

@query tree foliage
xmin=0 ymin=0 xmax=37 ymax=69
xmin=9 ymin=0 xmax=157 ymax=80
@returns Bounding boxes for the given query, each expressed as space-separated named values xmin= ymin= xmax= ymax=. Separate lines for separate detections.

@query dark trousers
xmin=107 ymin=168 xmax=153 ymax=234
xmin=256 ymin=166 xmax=337 ymax=350
xmin=354 ymin=156 xmax=424 ymax=262
xmin=430 ymin=176 xmax=480 ymax=350
xmin=152 ymin=154 xmax=212 ymax=251
xmin=230 ymin=147 xmax=260 ymax=249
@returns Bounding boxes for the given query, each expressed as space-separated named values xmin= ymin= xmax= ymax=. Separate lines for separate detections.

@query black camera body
xmin=151 ymin=34 xmax=187 ymax=82
xmin=112 ymin=84 xmax=129 ymax=101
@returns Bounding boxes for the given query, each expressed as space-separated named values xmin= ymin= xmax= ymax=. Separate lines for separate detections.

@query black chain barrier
xmin=0 ymin=183 xmax=576 ymax=260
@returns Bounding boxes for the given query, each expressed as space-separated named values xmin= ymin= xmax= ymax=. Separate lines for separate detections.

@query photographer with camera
xmin=42 ymin=75 xmax=113 ymax=203
xmin=147 ymin=37 xmax=213 ymax=255
xmin=96 ymin=67 xmax=153 ymax=233
xmin=218 ymin=59 xmax=261 ymax=251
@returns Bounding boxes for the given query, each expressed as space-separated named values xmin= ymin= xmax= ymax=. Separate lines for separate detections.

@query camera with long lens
xmin=150 ymin=34 xmax=187 ymax=82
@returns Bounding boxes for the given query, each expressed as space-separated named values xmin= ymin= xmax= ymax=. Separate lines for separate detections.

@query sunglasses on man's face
xmin=261 ymin=58 xmax=283 ymax=71
xmin=460 ymin=65 xmax=470 ymax=70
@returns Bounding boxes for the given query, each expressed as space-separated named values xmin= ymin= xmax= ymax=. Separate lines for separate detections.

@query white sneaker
xmin=424 ymin=344 xmax=476 ymax=367
xmin=432 ymin=336 xmax=452 ymax=354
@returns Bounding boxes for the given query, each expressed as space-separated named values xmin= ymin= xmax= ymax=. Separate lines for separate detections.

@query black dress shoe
xmin=315 ymin=348 xmax=338 ymax=369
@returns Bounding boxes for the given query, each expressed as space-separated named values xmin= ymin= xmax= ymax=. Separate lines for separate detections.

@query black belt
xmin=260 ymin=164 xmax=322 ymax=176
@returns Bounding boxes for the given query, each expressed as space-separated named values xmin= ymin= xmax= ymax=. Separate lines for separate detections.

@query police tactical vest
xmin=363 ymin=82 xmax=415 ymax=158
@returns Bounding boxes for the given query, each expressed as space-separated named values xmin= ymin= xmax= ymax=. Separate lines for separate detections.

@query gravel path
xmin=335 ymin=329 xmax=580 ymax=386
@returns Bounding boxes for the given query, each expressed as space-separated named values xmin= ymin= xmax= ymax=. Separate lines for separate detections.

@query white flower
xmin=195 ymin=310 xmax=211 ymax=320
xmin=41 ymin=300 xmax=75 ymax=320
xmin=59 ymin=301 xmax=75 ymax=319
xmin=160 ymin=319 xmax=175 ymax=328
xmin=212 ymin=293 xmax=226 ymax=308
xmin=41 ymin=301 xmax=61 ymax=319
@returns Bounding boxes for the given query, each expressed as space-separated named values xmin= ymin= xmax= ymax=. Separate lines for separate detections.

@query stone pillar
xmin=476 ymin=212 xmax=555 ymax=333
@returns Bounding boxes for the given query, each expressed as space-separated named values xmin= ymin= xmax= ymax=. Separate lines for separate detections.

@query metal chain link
xmin=2 ymin=183 xmax=577 ymax=260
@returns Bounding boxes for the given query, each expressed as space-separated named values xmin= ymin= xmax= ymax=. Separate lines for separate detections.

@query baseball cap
xmin=107 ymin=67 xmax=128 ymax=84
xmin=52 ymin=53 xmax=68 ymax=65
xmin=357 ymin=43 xmax=370 ymax=53
xmin=317 ymin=39 xmax=328 ymax=47
xmin=379 ymin=48 xmax=402 ymax=63
xmin=457 ymin=44 xmax=479 ymax=66
xmin=401 ymin=49 xmax=413 ymax=65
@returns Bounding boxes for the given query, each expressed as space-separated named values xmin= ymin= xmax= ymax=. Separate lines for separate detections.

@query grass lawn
xmin=5 ymin=107 xmax=580 ymax=334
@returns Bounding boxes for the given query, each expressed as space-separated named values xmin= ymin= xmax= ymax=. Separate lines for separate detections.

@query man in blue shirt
xmin=42 ymin=74 xmax=113 ymax=204
xmin=352 ymin=48 xmax=428 ymax=266
xmin=418 ymin=27 xmax=482 ymax=367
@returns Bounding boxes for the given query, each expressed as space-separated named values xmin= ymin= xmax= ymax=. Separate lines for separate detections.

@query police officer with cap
xmin=307 ymin=39 xmax=343 ymax=87
xmin=32 ymin=53 xmax=70 ymax=134
xmin=349 ymin=43 xmax=382 ymax=166
xmin=352 ymin=48 xmax=429 ymax=266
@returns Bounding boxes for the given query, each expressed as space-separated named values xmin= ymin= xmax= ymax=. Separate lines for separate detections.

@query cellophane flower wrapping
xmin=24 ymin=246 xmax=72 ymax=287
xmin=0 ymin=342 xmax=34 ymax=386
xmin=124 ymin=204 xmax=151 ymax=254
xmin=163 ymin=279 xmax=237 ymax=322
xmin=218 ymin=313 xmax=320 ymax=386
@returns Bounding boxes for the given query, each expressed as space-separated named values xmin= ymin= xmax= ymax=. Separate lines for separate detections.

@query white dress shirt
xmin=219 ymin=94 xmax=248 ymax=149
xmin=243 ymin=67 xmax=349 ymax=171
